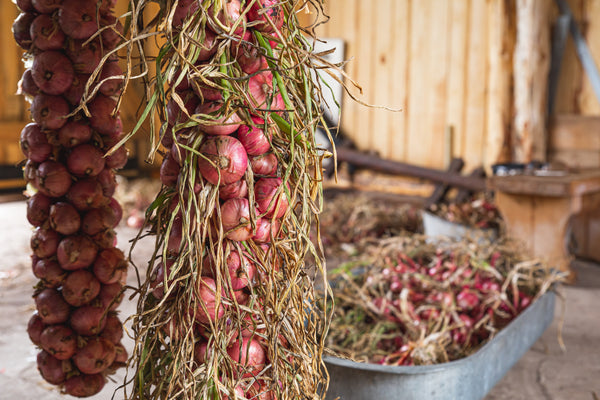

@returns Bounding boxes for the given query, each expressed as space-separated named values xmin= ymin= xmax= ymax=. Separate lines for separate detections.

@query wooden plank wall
xmin=307 ymin=0 xmax=514 ymax=172
xmin=1 ymin=1 xmax=599 ymax=176
xmin=0 ymin=2 xmax=28 ymax=166
xmin=304 ymin=0 xmax=600 ymax=172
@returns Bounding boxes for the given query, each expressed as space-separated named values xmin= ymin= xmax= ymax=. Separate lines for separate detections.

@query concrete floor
xmin=0 ymin=200 xmax=599 ymax=400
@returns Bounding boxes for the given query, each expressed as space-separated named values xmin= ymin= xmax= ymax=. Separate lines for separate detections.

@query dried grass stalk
xmin=116 ymin=1 xmax=341 ymax=399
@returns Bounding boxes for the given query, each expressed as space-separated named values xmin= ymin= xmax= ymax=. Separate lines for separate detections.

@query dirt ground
xmin=1 ymin=199 xmax=599 ymax=400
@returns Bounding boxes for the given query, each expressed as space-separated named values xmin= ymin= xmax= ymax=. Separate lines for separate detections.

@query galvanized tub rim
xmin=324 ymin=290 xmax=555 ymax=375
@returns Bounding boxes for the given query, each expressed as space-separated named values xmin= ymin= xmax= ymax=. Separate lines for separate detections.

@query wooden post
xmin=486 ymin=0 xmax=516 ymax=170
xmin=513 ymin=0 xmax=552 ymax=163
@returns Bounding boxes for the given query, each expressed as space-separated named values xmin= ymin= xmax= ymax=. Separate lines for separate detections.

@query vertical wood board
xmin=462 ymin=0 xmax=490 ymax=170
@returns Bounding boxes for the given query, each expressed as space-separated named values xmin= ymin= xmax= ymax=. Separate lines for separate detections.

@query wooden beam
xmin=513 ymin=0 xmax=552 ymax=162
xmin=336 ymin=147 xmax=486 ymax=191
xmin=485 ymin=0 xmax=516 ymax=169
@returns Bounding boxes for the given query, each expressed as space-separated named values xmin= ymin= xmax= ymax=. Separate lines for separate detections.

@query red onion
xmin=192 ymin=81 xmax=223 ymax=102
xmin=35 ymin=288 xmax=71 ymax=325
xmin=31 ymin=51 xmax=75 ymax=96
xmin=167 ymin=90 xmax=200 ymax=126
xmin=49 ymin=202 xmax=81 ymax=235
xmin=98 ymin=282 xmax=124 ymax=311
xmin=456 ymin=288 xmax=480 ymax=310
xmin=226 ymin=249 xmax=256 ymax=290
xmin=150 ymin=262 xmax=166 ymax=299
xmin=31 ymin=227 xmax=60 ymax=258
xmin=88 ymin=94 xmax=122 ymax=136
xmin=24 ymin=160 xmax=39 ymax=186
xmin=108 ymin=197 xmax=123 ymax=226
xmin=171 ymin=0 xmax=200 ymax=28
xmin=160 ymin=153 xmax=180 ymax=187
xmin=66 ymin=39 xmax=102 ymax=74
xmin=170 ymin=133 xmax=195 ymax=165
xmin=26 ymin=192 xmax=51 ymax=227
xmin=93 ymin=228 xmax=117 ymax=249
xmin=196 ymin=28 xmax=219 ymax=61
xmin=28 ymin=312 xmax=45 ymax=346
xmin=93 ymin=247 xmax=127 ymax=284
xmin=17 ymin=0 xmax=34 ymax=13
xmin=30 ymin=14 xmax=66 ymax=51
xmin=82 ymin=206 xmax=117 ymax=235
xmin=197 ymin=136 xmax=248 ymax=185
xmin=250 ymin=153 xmax=278 ymax=176
xmin=252 ymin=218 xmax=280 ymax=243
xmin=237 ymin=116 xmax=272 ymax=156
xmin=219 ymin=179 xmax=248 ymax=200
xmin=31 ymin=94 xmax=70 ymax=130
xmin=227 ymin=337 xmax=266 ymax=374
xmin=233 ymin=33 xmax=263 ymax=75
xmin=248 ymin=70 xmax=274 ymax=109
xmin=248 ymin=0 xmax=285 ymax=33
xmin=99 ymin=61 xmax=124 ymax=96
xmin=255 ymin=177 xmax=289 ymax=218
xmin=58 ymin=0 xmax=99 ymax=40
xmin=111 ymin=342 xmax=128 ymax=368
xmin=211 ymin=0 xmax=246 ymax=36
xmin=13 ymin=12 xmax=35 ymax=51
xmin=19 ymin=68 xmax=40 ymax=97
xmin=166 ymin=216 xmax=183 ymax=256
xmin=20 ymin=123 xmax=53 ymax=163
xmin=67 ymin=143 xmax=106 ymax=177
xmin=62 ymin=269 xmax=101 ymax=306
xmin=36 ymin=160 xmax=72 ymax=197
xmin=32 ymin=0 xmax=63 ymax=14
xmin=249 ymin=382 xmax=276 ymax=400
xmin=193 ymin=277 xmax=225 ymax=324
xmin=33 ymin=258 xmax=67 ymax=288
xmin=37 ymin=350 xmax=68 ymax=385
xmin=70 ymin=305 xmax=107 ymax=336
xmin=40 ymin=324 xmax=77 ymax=360
xmin=66 ymin=178 xmax=108 ymax=210
xmin=101 ymin=314 xmax=123 ymax=344
xmin=64 ymin=373 xmax=106 ymax=398
xmin=73 ymin=337 xmax=116 ymax=374
xmin=97 ymin=169 xmax=118 ymax=197
xmin=194 ymin=340 xmax=210 ymax=365
xmin=150 ymin=259 xmax=175 ymax=299
xmin=195 ymin=101 xmax=242 ymax=136
xmin=100 ymin=14 xmax=124 ymax=50
xmin=57 ymin=235 xmax=98 ymax=270
xmin=99 ymin=0 xmax=117 ymax=14
xmin=220 ymin=197 xmax=255 ymax=241
xmin=64 ymin=74 xmax=90 ymax=106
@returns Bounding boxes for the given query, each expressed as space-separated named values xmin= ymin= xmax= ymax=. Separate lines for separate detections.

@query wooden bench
xmin=488 ymin=170 xmax=600 ymax=281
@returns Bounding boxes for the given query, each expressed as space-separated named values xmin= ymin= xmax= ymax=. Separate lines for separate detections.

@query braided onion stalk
xmin=124 ymin=0 xmax=334 ymax=398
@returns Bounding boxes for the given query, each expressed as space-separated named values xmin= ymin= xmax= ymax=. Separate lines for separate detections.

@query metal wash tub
xmin=325 ymin=291 xmax=555 ymax=400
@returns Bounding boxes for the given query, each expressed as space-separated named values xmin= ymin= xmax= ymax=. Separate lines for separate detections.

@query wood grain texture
xmin=578 ymin=0 xmax=600 ymax=114
xmin=0 ymin=2 xmax=25 ymax=122
xmin=554 ymin=0 xmax=585 ymax=114
xmin=388 ymin=0 xmax=410 ymax=162
xmin=513 ymin=0 xmax=551 ymax=162
xmin=485 ymin=0 xmax=516 ymax=169
xmin=462 ymin=0 xmax=489 ymax=170
xmin=549 ymin=114 xmax=600 ymax=150
xmin=445 ymin=0 xmax=469 ymax=166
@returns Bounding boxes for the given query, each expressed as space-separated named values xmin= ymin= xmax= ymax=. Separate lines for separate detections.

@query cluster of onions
xmin=325 ymin=239 xmax=555 ymax=367
xmin=13 ymin=0 xmax=129 ymax=396
xmin=145 ymin=1 xmax=304 ymax=398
